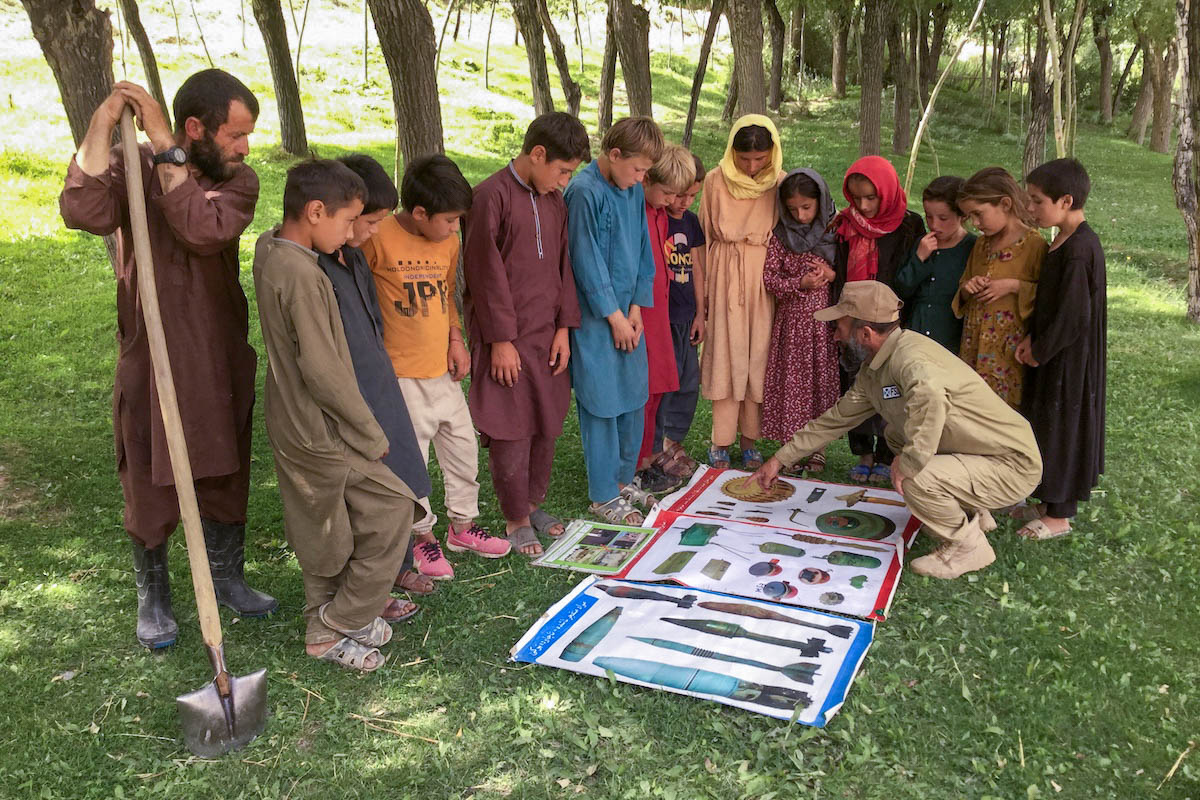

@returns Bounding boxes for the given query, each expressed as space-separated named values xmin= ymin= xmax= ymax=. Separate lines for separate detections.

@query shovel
xmin=119 ymin=108 xmax=267 ymax=757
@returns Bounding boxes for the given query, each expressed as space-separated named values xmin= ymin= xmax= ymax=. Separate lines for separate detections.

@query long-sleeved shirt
xmin=462 ymin=164 xmax=581 ymax=440
xmin=320 ymin=246 xmax=432 ymax=498
xmin=254 ymin=230 xmax=417 ymax=575
xmin=775 ymin=328 xmax=1042 ymax=481
xmin=563 ymin=161 xmax=655 ymax=417
xmin=59 ymin=143 xmax=259 ymax=485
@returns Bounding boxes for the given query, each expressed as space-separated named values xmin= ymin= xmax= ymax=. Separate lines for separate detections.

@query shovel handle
xmin=119 ymin=108 xmax=224 ymax=652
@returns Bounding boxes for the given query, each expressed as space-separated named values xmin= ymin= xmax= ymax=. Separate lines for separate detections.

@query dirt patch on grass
xmin=0 ymin=463 xmax=37 ymax=520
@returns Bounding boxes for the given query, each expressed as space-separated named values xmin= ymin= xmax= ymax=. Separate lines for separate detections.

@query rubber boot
xmin=909 ymin=512 xmax=996 ymax=579
xmin=202 ymin=519 xmax=278 ymax=617
xmin=132 ymin=541 xmax=178 ymax=649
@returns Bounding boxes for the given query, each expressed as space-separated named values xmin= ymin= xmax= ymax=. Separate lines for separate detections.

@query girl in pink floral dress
xmin=761 ymin=169 xmax=840 ymax=472
xmin=952 ymin=167 xmax=1047 ymax=408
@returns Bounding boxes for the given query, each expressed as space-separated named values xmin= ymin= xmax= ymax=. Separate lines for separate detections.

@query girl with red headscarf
xmin=831 ymin=156 xmax=925 ymax=485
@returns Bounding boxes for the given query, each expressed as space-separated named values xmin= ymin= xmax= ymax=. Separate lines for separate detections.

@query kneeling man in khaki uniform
xmin=751 ymin=282 xmax=1043 ymax=579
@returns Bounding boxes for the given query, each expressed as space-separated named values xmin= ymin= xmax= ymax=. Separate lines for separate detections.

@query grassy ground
xmin=1 ymin=3 xmax=1198 ymax=798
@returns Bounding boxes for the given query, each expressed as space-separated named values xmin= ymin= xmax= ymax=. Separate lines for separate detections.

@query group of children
xmin=253 ymin=108 xmax=1105 ymax=671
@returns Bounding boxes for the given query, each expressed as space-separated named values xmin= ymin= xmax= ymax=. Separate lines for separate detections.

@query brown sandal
xmin=652 ymin=449 xmax=692 ymax=479
xmin=394 ymin=569 xmax=436 ymax=595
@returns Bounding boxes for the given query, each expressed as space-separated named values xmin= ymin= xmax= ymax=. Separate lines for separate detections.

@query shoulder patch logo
xmin=882 ymin=384 xmax=901 ymax=400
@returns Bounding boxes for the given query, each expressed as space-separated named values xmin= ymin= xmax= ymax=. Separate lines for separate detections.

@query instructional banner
xmin=512 ymin=577 xmax=874 ymax=727
xmin=616 ymin=511 xmax=904 ymax=620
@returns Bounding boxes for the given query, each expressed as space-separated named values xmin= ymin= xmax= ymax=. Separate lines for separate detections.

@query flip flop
xmin=849 ymin=464 xmax=872 ymax=483
xmin=381 ymin=597 xmax=419 ymax=624
xmin=314 ymin=636 xmax=385 ymax=673
xmin=507 ymin=525 xmax=543 ymax=557
xmin=1016 ymin=518 xmax=1072 ymax=540
xmin=394 ymin=569 xmax=436 ymax=596
xmin=529 ymin=508 xmax=565 ymax=538
xmin=319 ymin=603 xmax=392 ymax=648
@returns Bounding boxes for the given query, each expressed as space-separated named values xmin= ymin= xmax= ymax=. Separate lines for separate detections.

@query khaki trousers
xmin=903 ymin=453 xmax=1041 ymax=542
xmin=397 ymin=373 xmax=481 ymax=532
xmin=711 ymin=397 xmax=761 ymax=448
xmin=301 ymin=472 xmax=416 ymax=644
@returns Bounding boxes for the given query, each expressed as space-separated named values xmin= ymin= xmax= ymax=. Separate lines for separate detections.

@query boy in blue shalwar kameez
xmin=563 ymin=117 xmax=665 ymax=525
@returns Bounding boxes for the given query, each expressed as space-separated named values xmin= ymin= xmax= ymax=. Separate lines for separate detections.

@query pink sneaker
xmin=413 ymin=537 xmax=454 ymax=581
xmin=446 ymin=521 xmax=512 ymax=559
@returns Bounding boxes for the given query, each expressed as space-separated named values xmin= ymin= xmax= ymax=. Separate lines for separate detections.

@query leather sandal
xmin=529 ymin=508 xmax=565 ymax=537
xmin=318 ymin=603 xmax=392 ymax=648
xmin=381 ymin=597 xmax=419 ymax=624
xmin=314 ymin=636 xmax=385 ymax=673
xmin=394 ymin=569 xmax=436 ymax=595
xmin=1016 ymin=518 xmax=1072 ymax=540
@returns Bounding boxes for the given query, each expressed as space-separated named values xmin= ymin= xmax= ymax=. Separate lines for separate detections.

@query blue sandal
xmin=741 ymin=448 xmax=764 ymax=470
xmin=849 ymin=464 xmax=872 ymax=483
xmin=869 ymin=463 xmax=891 ymax=485
xmin=707 ymin=445 xmax=731 ymax=469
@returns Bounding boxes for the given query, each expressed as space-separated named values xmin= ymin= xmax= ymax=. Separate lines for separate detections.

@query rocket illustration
xmin=595 ymin=584 xmax=697 ymax=608
xmin=560 ymin=607 xmax=622 ymax=662
xmin=593 ymin=657 xmax=811 ymax=710
xmin=661 ymin=618 xmax=832 ymax=657
xmin=629 ymin=637 xmax=820 ymax=684
xmin=696 ymin=600 xmax=856 ymax=638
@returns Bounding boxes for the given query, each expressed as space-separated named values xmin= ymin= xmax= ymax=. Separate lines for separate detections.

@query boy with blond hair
xmin=655 ymin=153 xmax=707 ymax=475
xmin=563 ymin=117 xmax=665 ymax=525
xmin=634 ymin=145 xmax=696 ymax=492
xmin=364 ymin=155 xmax=512 ymax=576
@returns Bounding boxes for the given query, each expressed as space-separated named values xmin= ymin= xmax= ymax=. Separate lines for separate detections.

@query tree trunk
xmin=859 ymin=0 xmax=889 ymax=156
xmin=598 ymin=1 xmax=617 ymax=132
xmin=683 ymin=0 xmax=725 ymax=148
xmin=368 ymin=0 xmax=444 ymax=177
xmin=1150 ymin=40 xmax=1180 ymax=153
xmin=251 ymin=0 xmax=308 ymax=155
xmin=484 ymin=0 xmax=497 ymax=88
xmin=1128 ymin=43 xmax=1155 ymax=144
xmin=991 ymin=22 xmax=1008 ymax=110
xmin=1023 ymin=20 xmax=1051 ymax=179
xmin=920 ymin=1 xmax=950 ymax=107
xmin=116 ymin=0 xmax=170 ymax=129
xmin=1094 ymin=1 xmax=1114 ymax=123
xmin=1174 ymin=0 xmax=1200 ymax=321
xmin=722 ymin=69 xmax=740 ymax=121
xmin=728 ymin=0 xmax=767 ymax=116
xmin=1041 ymin=0 xmax=1066 ymax=158
xmin=789 ymin=3 xmax=804 ymax=76
xmin=1113 ymin=42 xmax=1142 ymax=117
xmin=21 ymin=0 xmax=116 ymax=148
xmin=512 ymin=0 xmax=555 ymax=115
xmin=830 ymin=2 xmax=851 ymax=98
xmin=888 ymin=12 xmax=910 ymax=154
xmin=613 ymin=0 xmax=653 ymax=116
xmin=979 ymin=24 xmax=988 ymax=104
xmin=535 ymin=0 xmax=582 ymax=116
xmin=765 ymin=0 xmax=785 ymax=109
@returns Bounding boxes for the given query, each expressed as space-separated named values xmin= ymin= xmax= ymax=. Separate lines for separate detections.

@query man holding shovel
xmin=60 ymin=70 xmax=277 ymax=649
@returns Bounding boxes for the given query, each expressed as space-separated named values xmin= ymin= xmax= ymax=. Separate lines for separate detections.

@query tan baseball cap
xmin=813 ymin=280 xmax=904 ymax=323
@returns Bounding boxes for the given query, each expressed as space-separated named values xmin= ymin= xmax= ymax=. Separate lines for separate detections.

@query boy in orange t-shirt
xmin=363 ymin=155 xmax=511 ymax=577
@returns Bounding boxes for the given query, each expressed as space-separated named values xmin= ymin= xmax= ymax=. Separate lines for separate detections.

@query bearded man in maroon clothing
xmin=60 ymin=69 xmax=276 ymax=649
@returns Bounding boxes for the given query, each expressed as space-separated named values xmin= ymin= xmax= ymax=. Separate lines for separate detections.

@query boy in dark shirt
xmin=654 ymin=152 xmax=707 ymax=476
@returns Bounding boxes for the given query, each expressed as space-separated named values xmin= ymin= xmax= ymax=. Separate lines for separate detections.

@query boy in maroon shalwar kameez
xmin=463 ymin=113 xmax=591 ymax=556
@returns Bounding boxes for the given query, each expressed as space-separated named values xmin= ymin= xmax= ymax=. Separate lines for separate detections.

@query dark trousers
xmin=118 ymin=411 xmax=251 ymax=549
xmin=1046 ymin=500 xmax=1078 ymax=518
xmin=655 ymin=321 xmax=701 ymax=448
xmin=487 ymin=434 xmax=556 ymax=521
xmin=840 ymin=347 xmax=893 ymax=465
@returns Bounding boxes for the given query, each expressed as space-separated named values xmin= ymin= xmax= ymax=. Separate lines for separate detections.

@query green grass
xmin=1 ymin=3 xmax=1198 ymax=798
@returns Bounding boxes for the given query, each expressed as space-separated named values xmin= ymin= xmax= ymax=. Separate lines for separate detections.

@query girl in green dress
xmin=894 ymin=176 xmax=976 ymax=352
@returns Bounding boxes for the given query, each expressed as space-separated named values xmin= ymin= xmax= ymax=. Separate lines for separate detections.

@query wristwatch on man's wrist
xmin=152 ymin=146 xmax=187 ymax=166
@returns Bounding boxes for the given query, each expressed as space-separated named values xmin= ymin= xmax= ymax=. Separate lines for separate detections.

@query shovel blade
xmin=176 ymin=668 xmax=268 ymax=757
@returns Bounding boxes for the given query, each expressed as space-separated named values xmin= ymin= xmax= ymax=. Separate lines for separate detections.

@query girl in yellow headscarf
xmin=699 ymin=114 xmax=785 ymax=470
